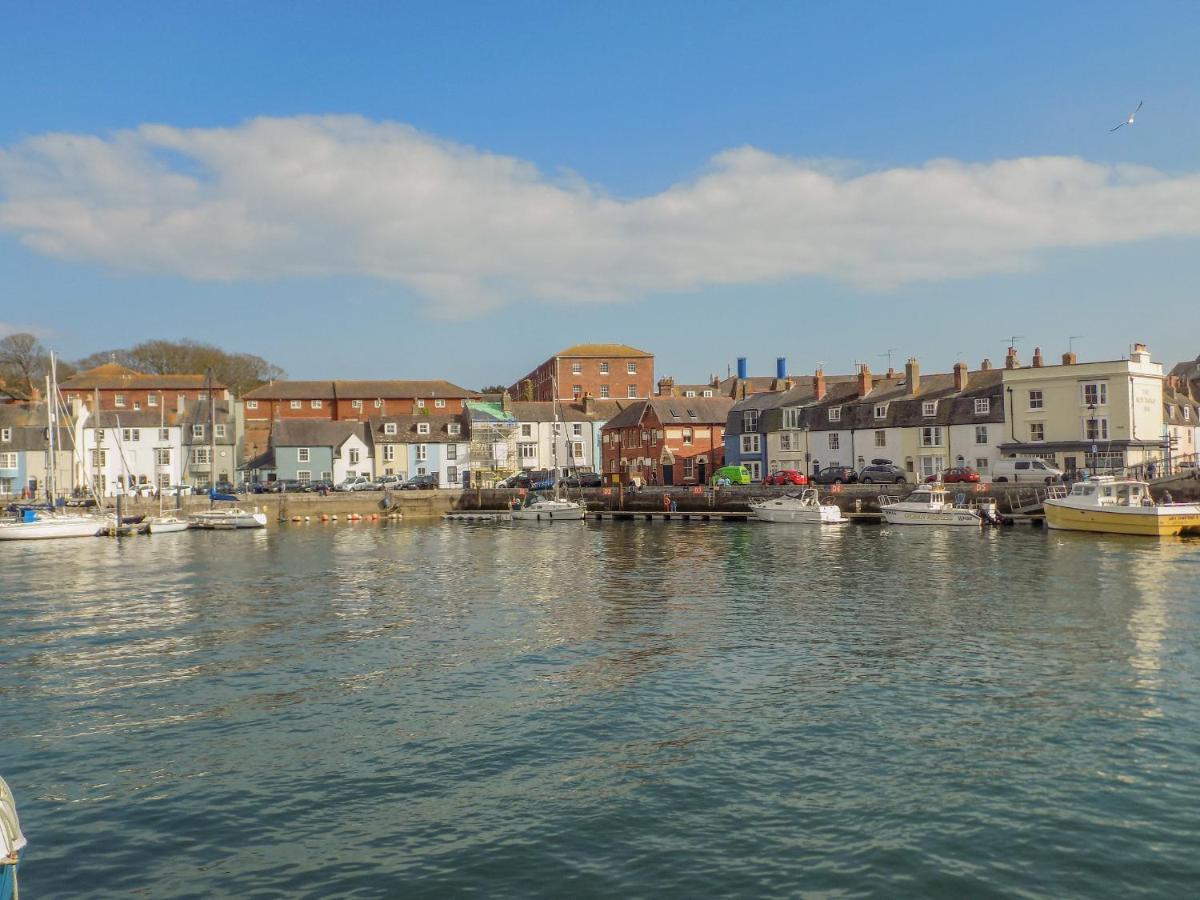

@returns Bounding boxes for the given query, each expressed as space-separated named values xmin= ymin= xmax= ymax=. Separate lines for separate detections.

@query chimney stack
xmin=1130 ymin=343 xmax=1151 ymax=364
xmin=905 ymin=357 xmax=921 ymax=395
xmin=657 ymin=376 xmax=675 ymax=396
xmin=583 ymin=393 xmax=595 ymax=414
xmin=857 ymin=363 xmax=873 ymax=396
xmin=1032 ymin=347 xmax=1044 ymax=368
xmin=953 ymin=362 xmax=968 ymax=392
xmin=813 ymin=367 xmax=827 ymax=402
xmin=1062 ymin=351 xmax=1077 ymax=366
xmin=737 ymin=357 xmax=748 ymax=380
xmin=980 ymin=358 xmax=993 ymax=371
xmin=886 ymin=367 xmax=897 ymax=379
xmin=1005 ymin=347 xmax=1020 ymax=369
xmin=776 ymin=357 xmax=788 ymax=380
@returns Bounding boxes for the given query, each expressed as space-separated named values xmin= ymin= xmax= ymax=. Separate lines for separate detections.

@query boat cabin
xmin=1069 ymin=477 xmax=1152 ymax=507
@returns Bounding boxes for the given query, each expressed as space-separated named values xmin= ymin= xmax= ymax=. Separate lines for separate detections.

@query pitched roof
xmin=242 ymin=379 xmax=477 ymax=401
xmin=270 ymin=419 xmax=370 ymax=448
xmin=60 ymin=362 xmax=225 ymax=391
xmin=242 ymin=381 xmax=338 ymax=400
xmin=510 ymin=399 xmax=629 ymax=422
xmin=370 ymin=415 xmax=468 ymax=443
xmin=555 ymin=343 xmax=651 ymax=358
xmin=603 ymin=397 xmax=733 ymax=430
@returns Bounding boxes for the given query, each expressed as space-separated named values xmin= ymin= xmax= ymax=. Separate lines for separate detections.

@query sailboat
xmin=146 ymin=398 xmax=189 ymax=534
xmin=0 ymin=355 xmax=109 ymax=541
xmin=511 ymin=386 xmax=586 ymax=522
xmin=186 ymin=373 xmax=267 ymax=530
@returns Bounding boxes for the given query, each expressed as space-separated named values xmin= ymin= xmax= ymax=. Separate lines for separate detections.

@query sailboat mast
xmin=208 ymin=369 xmax=216 ymax=502
xmin=45 ymin=374 xmax=55 ymax=503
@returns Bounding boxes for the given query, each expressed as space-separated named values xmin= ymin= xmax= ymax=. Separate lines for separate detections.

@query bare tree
xmin=73 ymin=339 xmax=284 ymax=396
xmin=0 ymin=332 xmax=49 ymax=398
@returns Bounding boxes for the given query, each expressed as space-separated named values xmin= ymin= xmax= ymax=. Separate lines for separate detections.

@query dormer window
xmin=1186 ymin=407 xmax=1192 ymax=422
xmin=922 ymin=401 xmax=937 ymax=417
xmin=974 ymin=398 xmax=990 ymax=415
xmin=384 ymin=423 xmax=397 ymax=435
xmin=828 ymin=407 xmax=842 ymax=423
xmin=702 ymin=390 xmax=713 ymax=397
xmin=417 ymin=422 xmax=430 ymax=435
xmin=448 ymin=423 xmax=461 ymax=435
xmin=874 ymin=404 xmax=888 ymax=419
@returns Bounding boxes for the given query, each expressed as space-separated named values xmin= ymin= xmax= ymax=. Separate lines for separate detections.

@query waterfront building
xmin=262 ymin=420 xmax=374 ymax=486
xmin=80 ymin=410 xmax=185 ymax=496
xmin=508 ymin=343 xmax=654 ymax=402
xmin=60 ymin=362 xmax=229 ymax=413
xmin=600 ymin=397 xmax=732 ymax=485
xmin=0 ymin=404 xmax=76 ymax=497
xmin=371 ymin=414 xmax=471 ymax=488
xmin=179 ymin=399 xmax=241 ymax=490
xmin=1162 ymin=378 xmax=1200 ymax=469
xmin=1000 ymin=344 xmax=1164 ymax=475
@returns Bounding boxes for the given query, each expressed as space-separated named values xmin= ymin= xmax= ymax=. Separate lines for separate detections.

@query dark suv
xmin=402 ymin=474 xmax=438 ymax=490
xmin=858 ymin=463 xmax=907 ymax=484
xmin=561 ymin=472 xmax=603 ymax=488
xmin=812 ymin=465 xmax=859 ymax=485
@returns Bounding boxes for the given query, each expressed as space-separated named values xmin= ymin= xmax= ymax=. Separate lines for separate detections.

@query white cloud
xmin=2 ymin=115 xmax=1200 ymax=315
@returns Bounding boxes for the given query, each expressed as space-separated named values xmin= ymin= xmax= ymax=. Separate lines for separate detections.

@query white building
xmin=81 ymin=410 xmax=184 ymax=496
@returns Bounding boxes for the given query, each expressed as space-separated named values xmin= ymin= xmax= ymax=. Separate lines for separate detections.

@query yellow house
xmin=1000 ymin=344 xmax=1163 ymax=475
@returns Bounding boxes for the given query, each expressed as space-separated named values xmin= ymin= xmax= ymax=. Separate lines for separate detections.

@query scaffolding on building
xmin=466 ymin=399 xmax=520 ymax=487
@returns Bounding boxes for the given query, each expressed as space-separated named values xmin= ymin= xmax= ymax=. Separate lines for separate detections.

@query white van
xmin=991 ymin=457 xmax=1064 ymax=484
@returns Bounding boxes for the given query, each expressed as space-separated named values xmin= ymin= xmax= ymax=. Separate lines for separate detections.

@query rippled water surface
xmin=3 ymin=521 xmax=1200 ymax=897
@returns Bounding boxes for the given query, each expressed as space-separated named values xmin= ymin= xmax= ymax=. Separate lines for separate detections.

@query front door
xmin=662 ymin=464 xmax=674 ymax=486
xmin=1063 ymin=456 xmax=1077 ymax=474
xmin=697 ymin=462 xmax=707 ymax=484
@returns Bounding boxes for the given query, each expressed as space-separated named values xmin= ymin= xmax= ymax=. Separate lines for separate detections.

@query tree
xmin=74 ymin=339 xmax=284 ymax=396
xmin=0 ymin=333 xmax=50 ymax=398
xmin=478 ymin=385 xmax=509 ymax=394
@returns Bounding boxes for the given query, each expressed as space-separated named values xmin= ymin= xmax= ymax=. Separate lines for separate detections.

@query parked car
xmin=711 ymin=465 xmax=752 ymax=485
xmin=336 ymin=476 xmax=372 ymax=492
xmin=164 ymin=484 xmax=194 ymax=496
xmin=497 ymin=472 xmax=534 ymax=489
xmin=264 ymin=479 xmax=304 ymax=493
xmin=248 ymin=482 xmax=270 ymax=494
xmin=530 ymin=478 xmax=556 ymax=491
xmin=925 ymin=466 xmax=981 ymax=484
xmin=859 ymin=463 xmax=908 ymax=484
xmin=375 ymin=475 xmax=405 ymax=490
xmin=402 ymin=474 xmax=438 ymax=490
xmin=561 ymin=472 xmax=603 ymax=488
xmin=812 ymin=465 xmax=859 ymax=485
xmin=214 ymin=480 xmax=237 ymax=494
xmin=991 ymin=458 xmax=1064 ymax=484
xmin=764 ymin=469 xmax=808 ymax=486
xmin=305 ymin=479 xmax=335 ymax=494
xmin=132 ymin=482 xmax=158 ymax=498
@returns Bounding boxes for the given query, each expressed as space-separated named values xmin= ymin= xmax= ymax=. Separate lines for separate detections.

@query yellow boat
xmin=1043 ymin=476 xmax=1200 ymax=537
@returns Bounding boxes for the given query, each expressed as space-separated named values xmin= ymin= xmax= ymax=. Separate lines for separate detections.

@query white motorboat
xmin=751 ymin=488 xmax=847 ymax=524
xmin=1044 ymin=475 xmax=1200 ymax=536
xmin=188 ymin=508 xmax=268 ymax=530
xmin=510 ymin=497 xmax=586 ymax=522
xmin=879 ymin=484 xmax=999 ymax=527
xmin=0 ymin=509 xmax=105 ymax=540
xmin=146 ymin=515 xmax=190 ymax=534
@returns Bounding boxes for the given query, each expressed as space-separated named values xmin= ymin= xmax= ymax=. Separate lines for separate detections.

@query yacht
xmin=1044 ymin=476 xmax=1200 ymax=536
xmin=188 ymin=507 xmax=268 ymax=530
xmin=510 ymin=496 xmax=586 ymax=522
xmin=879 ymin=483 xmax=999 ymax=527
xmin=751 ymin=488 xmax=847 ymax=524
xmin=0 ymin=507 xmax=106 ymax=540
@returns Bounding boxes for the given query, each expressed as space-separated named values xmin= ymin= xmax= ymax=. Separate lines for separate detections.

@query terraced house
xmin=371 ymin=414 xmax=471 ymax=488
xmin=247 ymin=420 xmax=374 ymax=486
xmin=60 ymin=362 xmax=229 ymax=413
xmin=600 ymin=397 xmax=732 ymax=485
xmin=0 ymin=405 xmax=76 ymax=497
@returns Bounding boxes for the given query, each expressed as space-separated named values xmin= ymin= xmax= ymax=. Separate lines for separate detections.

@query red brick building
xmin=508 ymin=344 xmax=654 ymax=402
xmin=600 ymin=397 xmax=731 ymax=485
xmin=59 ymin=363 xmax=229 ymax=412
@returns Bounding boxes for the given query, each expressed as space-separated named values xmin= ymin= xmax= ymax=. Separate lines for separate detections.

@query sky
xmin=2 ymin=1 xmax=1199 ymax=388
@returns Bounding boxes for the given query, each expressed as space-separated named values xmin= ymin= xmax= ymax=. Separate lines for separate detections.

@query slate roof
xmin=270 ymin=420 xmax=371 ymax=449
xmin=60 ymin=363 xmax=225 ymax=391
xmin=370 ymin=415 xmax=469 ymax=444
xmin=242 ymin=380 xmax=336 ymax=400
xmin=603 ymin=397 xmax=733 ymax=430
xmin=0 ymin=404 xmax=76 ymax=449
xmin=242 ymin=379 xmax=477 ymax=401
xmin=84 ymin=401 xmax=235 ymax=429
xmin=556 ymin=343 xmax=651 ymax=358
xmin=510 ymin=399 xmax=629 ymax=422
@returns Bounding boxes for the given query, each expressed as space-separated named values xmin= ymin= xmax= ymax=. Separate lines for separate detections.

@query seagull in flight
xmin=1110 ymin=100 xmax=1143 ymax=132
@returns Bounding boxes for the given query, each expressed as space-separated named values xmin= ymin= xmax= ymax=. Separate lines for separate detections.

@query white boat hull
xmin=0 ymin=515 xmax=105 ymax=540
xmin=147 ymin=517 xmax=190 ymax=534
xmin=511 ymin=500 xmax=586 ymax=522
xmin=188 ymin=509 xmax=268 ymax=530
xmin=752 ymin=501 xmax=846 ymax=524
xmin=881 ymin=507 xmax=983 ymax=527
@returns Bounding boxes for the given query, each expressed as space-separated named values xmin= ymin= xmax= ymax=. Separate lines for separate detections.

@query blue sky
xmin=2 ymin=2 xmax=1199 ymax=387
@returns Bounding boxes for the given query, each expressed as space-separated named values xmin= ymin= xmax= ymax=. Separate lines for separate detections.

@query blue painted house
xmin=370 ymin=414 xmax=471 ymax=487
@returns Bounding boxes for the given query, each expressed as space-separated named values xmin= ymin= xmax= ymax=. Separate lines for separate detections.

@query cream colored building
xmin=1000 ymin=345 xmax=1163 ymax=475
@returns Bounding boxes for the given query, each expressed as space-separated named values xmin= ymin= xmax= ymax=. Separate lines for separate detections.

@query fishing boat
xmin=879 ymin=483 xmax=1000 ymax=527
xmin=1043 ymin=475 xmax=1200 ymax=536
xmin=751 ymin=488 xmax=847 ymax=524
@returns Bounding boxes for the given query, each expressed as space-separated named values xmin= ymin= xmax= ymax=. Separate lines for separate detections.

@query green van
xmin=711 ymin=465 xmax=751 ymax=485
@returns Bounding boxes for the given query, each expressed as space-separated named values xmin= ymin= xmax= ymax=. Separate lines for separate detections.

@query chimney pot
xmin=1062 ymin=351 xmax=1077 ymax=366
xmin=1005 ymin=347 xmax=1020 ymax=369
xmin=980 ymin=358 xmax=993 ymax=371
xmin=813 ymin=367 xmax=827 ymax=402
xmin=857 ymin=363 xmax=873 ymax=396
xmin=1032 ymin=347 xmax=1044 ymax=368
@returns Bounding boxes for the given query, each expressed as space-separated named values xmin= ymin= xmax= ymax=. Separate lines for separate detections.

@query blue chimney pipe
xmin=776 ymin=357 xmax=787 ymax=379
xmin=737 ymin=357 xmax=748 ymax=380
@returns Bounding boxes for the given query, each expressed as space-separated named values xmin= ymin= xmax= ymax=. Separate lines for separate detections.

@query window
xmin=0 ymin=452 xmax=18 ymax=469
xmin=783 ymin=408 xmax=802 ymax=429
xmin=1186 ymin=408 xmax=1192 ymax=422
xmin=246 ymin=399 xmax=258 ymax=410
xmin=746 ymin=461 xmax=762 ymax=481
xmin=600 ymin=385 xmax=610 ymax=398
xmin=874 ymin=404 xmax=888 ymax=419
xmin=741 ymin=434 xmax=760 ymax=453
xmin=600 ymin=362 xmax=609 ymax=374
xmin=297 ymin=470 xmax=311 ymax=485
xmin=121 ymin=428 xmax=140 ymax=442
xmin=642 ymin=430 xmax=650 ymax=445
xmin=133 ymin=401 xmax=141 ymax=411
xmin=743 ymin=410 xmax=759 ymax=431
xmin=920 ymin=456 xmax=945 ymax=478
xmin=435 ymin=399 xmax=446 ymax=408
xmin=448 ymin=423 xmax=461 ymax=435
xmin=415 ymin=444 xmax=428 ymax=462
xmin=572 ymin=362 xmax=582 ymax=375
xmin=920 ymin=426 xmax=943 ymax=447
xmin=384 ymin=422 xmax=397 ymax=435
xmin=92 ymin=449 xmax=107 ymax=467
xmin=828 ymin=434 xmax=840 ymax=450
xmin=1030 ymin=423 xmax=1045 ymax=442
xmin=311 ymin=399 xmax=322 ymax=409
xmin=922 ymin=401 xmax=937 ymax=417
xmin=383 ymin=445 xmax=395 ymax=461
xmin=683 ymin=428 xmax=693 ymax=445
xmin=95 ymin=429 xmax=105 ymax=442
xmin=446 ymin=466 xmax=458 ymax=483
xmin=215 ymin=424 xmax=226 ymax=438
xmin=1082 ymin=383 xmax=1108 ymax=406
xmin=416 ymin=399 xmax=425 ymax=408
xmin=374 ymin=399 xmax=382 ymax=408
xmin=975 ymin=458 xmax=989 ymax=470
xmin=572 ymin=423 xmax=582 ymax=436
xmin=573 ymin=385 xmax=583 ymax=399
xmin=178 ymin=393 xmax=187 ymax=410
xmin=780 ymin=433 xmax=792 ymax=450
xmin=519 ymin=443 xmax=536 ymax=460
xmin=683 ymin=458 xmax=694 ymax=478
xmin=148 ymin=394 xmax=159 ymax=408
xmin=975 ymin=425 xmax=988 ymax=444
xmin=974 ymin=398 xmax=990 ymax=415
xmin=684 ymin=390 xmax=696 ymax=398
xmin=703 ymin=390 xmax=713 ymax=397
xmin=1028 ymin=390 xmax=1043 ymax=410
xmin=290 ymin=400 xmax=302 ymax=410
xmin=447 ymin=444 xmax=458 ymax=460
xmin=627 ymin=362 xmax=637 ymax=374
xmin=193 ymin=447 xmax=211 ymax=465
xmin=298 ymin=447 xmax=311 ymax=462
xmin=627 ymin=385 xmax=637 ymax=398
xmin=417 ymin=422 xmax=430 ymax=435
xmin=349 ymin=448 xmax=360 ymax=465
xmin=1 ymin=428 xmax=10 ymax=442
xmin=1084 ymin=417 xmax=1109 ymax=441
xmin=352 ymin=399 xmax=363 ymax=409
xmin=157 ymin=428 xmax=169 ymax=441
xmin=874 ymin=430 xmax=887 ymax=447
xmin=192 ymin=424 xmax=204 ymax=439
xmin=521 ymin=424 xmax=532 ymax=437
xmin=115 ymin=394 xmax=126 ymax=407
xmin=828 ymin=407 xmax=841 ymax=422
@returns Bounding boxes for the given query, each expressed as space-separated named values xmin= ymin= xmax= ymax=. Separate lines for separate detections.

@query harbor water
xmin=2 ymin=522 xmax=1199 ymax=897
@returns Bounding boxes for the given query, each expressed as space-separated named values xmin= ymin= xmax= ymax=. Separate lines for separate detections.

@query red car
xmin=925 ymin=466 xmax=981 ymax=484
xmin=764 ymin=469 xmax=809 ymax=486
